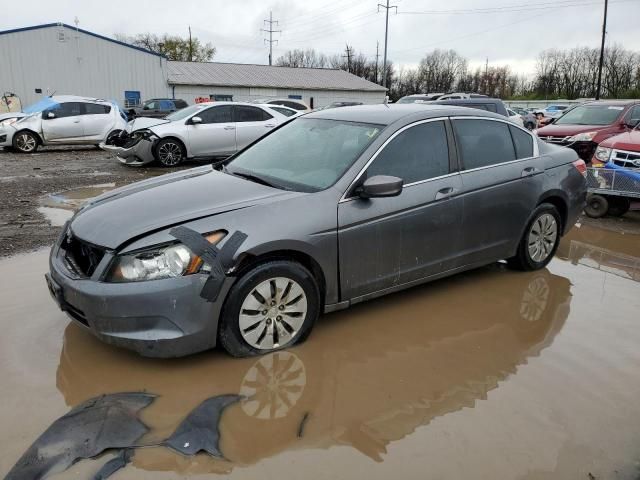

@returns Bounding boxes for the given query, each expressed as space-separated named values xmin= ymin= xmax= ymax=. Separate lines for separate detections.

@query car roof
xmin=433 ymin=97 xmax=502 ymax=105
xmin=581 ymin=100 xmax=640 ymax=106
xmin=305 ymin=104 xmax=503 ymax=125
xmin=50 ymin=95 xmax=109 ymax=104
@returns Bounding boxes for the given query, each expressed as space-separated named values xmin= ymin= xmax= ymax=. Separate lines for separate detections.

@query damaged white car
xmin=101 ymin=102 xmax=296 ymax=167
xmin=0 ymin=95 xmax=126 ymax=153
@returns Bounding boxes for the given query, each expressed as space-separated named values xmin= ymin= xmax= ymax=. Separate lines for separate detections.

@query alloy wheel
xmin=157 ymin=142 xmax=183 ymax=166
xmin=527 ymin=213 xmax=558 ymax=263
xmin=239 ymin=277 xmax=308 ymax=350
xmin=16 ymin=133 xmax=36 ymax=152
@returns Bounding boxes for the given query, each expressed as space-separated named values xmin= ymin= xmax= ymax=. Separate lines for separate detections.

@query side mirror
xmin=626 ymin=118 xmax=640 ymax=128
xmin=46 ymin=111 xmax=56 ymax=119
xmin=356 ymin=175 xmax=403 ymax=199
xmin=190 ymin=116 xmax=202 ymax=124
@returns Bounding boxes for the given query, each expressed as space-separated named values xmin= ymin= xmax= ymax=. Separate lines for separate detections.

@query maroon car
xmin=537 ymin=100 xmax=640 ymax=162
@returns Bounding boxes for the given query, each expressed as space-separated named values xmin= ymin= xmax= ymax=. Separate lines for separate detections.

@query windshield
xmin=165 ymin=104 xmax=206 ymax=121
xmin=555 ymin=105 xmax=624 ymax=125
xmin=226 ymin=118 xmax=383 ymax=192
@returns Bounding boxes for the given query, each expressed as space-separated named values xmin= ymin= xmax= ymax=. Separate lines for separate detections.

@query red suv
xmin=537 ymin=100 xmax=640 ymax=162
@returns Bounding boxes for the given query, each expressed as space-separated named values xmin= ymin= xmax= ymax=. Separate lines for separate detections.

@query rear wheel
xmin=606 ymin=196 xmax=631 ymax=217
xmin=584 ymin=194 xmax=608 ymax=218
xmin=12 ymin=130 xmax=39 ymax=153
xmin=508 ymin=203 xmax=561 ymax=271
xmin=154 ymin=138 xmax=185 ymax=167
xmin=218 ymin=260 xmax=320 ymax=357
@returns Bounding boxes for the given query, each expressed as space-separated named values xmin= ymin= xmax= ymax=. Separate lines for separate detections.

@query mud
xmin=0 ymin=146 xmax=193 ymax=257
xmin=0 ymin=223 xmax=639 ymax=479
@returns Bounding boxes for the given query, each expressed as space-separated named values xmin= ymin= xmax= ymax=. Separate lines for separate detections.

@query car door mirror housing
xmin=46 ymin=111 xmax=56 ymax=119
xmin=625 ymin=118 xmax=640 ymax=128
xmin=356 ymin=175 xmax=403 ymax=199
xmin=190 ymin=116 xmax=203 ymax=124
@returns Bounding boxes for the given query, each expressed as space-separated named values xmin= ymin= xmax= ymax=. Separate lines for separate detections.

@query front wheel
xmin=218 ymin=260 xmax=321 ymax=357
xmin=508 ymin=203 xmax=561 ymax=271
xmin=12 ymin=130 xmax=39 ymax=153
xmin=154 ymin=138 xmax=186 ymax=167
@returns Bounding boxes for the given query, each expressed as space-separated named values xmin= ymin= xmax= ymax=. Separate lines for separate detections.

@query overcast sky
xmin=3 ymin=0 xmax=640 ymax=76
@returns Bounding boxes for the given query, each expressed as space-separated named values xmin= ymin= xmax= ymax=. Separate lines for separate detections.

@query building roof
xmin=0 ymin=23 xmax=164 ymax=58
xmin=168 ymin=61 xmax=387 ymax=92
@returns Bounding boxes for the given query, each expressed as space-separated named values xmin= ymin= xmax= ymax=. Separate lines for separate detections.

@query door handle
xmin=521 ymin=166 xmax=540 ymax=177
xmin=73 ymin=120 xmax=80 ymax=123
xmin=265 ymin=124 xmax=276 ymax=128
xmin=435 ymin=187 xmax=458 ymax=200
xmin=224 ymin=126 xmax=236 ymax=130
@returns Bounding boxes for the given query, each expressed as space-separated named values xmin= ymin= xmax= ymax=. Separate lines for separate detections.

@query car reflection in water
xmin=56 ymin=264 xmax=571 ymax=475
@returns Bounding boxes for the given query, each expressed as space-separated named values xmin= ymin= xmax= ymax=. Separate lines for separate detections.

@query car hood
xmin=70 ymin=166 xmax=300 ymax=249
xmin=126 ymin=117 xmax=171 ymax=132
xmin=0 ymin=112 xmax=26 ymax=121
xmin=599 ymin=130 xmax=640 ymax=151
xmin=536 ymin=124 xmax=608 ymax=137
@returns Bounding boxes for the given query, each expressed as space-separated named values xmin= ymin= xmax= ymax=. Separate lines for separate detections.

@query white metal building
xmin=167 ymin=61 xmax=387 ymax=108
xmin=0 ymin=23 xmax=386 ymax=109
xmin=0 ymin=23 xmax=169 ymax=107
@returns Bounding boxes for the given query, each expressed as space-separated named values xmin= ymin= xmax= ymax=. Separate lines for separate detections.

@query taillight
xmin=572 ymin=159 xmax=587 ymax=177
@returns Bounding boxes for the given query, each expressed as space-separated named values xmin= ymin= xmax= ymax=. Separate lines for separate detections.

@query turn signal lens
xmin=184 ymin=231 xmax=228 ymax=274
xmin=572 ymin=159 xmax=587 ymax=177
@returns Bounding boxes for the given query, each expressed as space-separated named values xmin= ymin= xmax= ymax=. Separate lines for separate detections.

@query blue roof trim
xmin=0 ymin=23 xmax=165 ymax=58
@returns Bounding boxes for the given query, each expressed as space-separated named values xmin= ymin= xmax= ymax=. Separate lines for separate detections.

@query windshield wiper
xmin=226 ymin=169 xmax=282 ymax=189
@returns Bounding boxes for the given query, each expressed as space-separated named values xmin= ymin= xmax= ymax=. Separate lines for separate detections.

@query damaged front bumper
xmin=46 ymin=225 xmax=234 ymax=357
xmin=99 ymin=130 xmax=158 ymax=166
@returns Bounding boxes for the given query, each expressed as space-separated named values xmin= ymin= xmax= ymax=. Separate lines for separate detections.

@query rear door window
xmin=83 ymin=103 xmax=110 ymax=115
xmin=234 ymin=106 xmax=272 ymax=122
xmin=453 ymin=119 xmax=517 ymax=169
xmin=366 ymin=120 xmax=450 ymax=184
xmin=509 ymin=125 xmax=534 ymax=159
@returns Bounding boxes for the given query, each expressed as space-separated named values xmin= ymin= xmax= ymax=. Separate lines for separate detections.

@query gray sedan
xmin=46 ymin=105 xmax=587 ymax=358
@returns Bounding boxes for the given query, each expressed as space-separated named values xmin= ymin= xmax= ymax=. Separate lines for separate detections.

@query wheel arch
xmin=537 ymin=191 xmax=569 ymax=234
xmin=13 ymin=128 xmax=43 ymax=145
xmin=152 ymin=135 xmax=188 ymax=160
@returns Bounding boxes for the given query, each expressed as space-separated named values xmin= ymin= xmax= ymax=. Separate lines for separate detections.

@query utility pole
xmin=484 ymin=57 xmax=489 ymax=94
xmin=378 ymin=0 xmax=397 ymax=89
xmin=374 ymin=41 xmax=380 ymax=84
xmin=261 ymin=11 xmax=281 ymax=66
xmin=595 ymin=0 xmax=609 ymax=100
xmin=188 ymin=26 xmax=193 ymax=62
xmin=342 ymin=45 xmax=353 ymax=73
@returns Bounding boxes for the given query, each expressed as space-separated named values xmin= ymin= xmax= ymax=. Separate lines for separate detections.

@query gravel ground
xmin=0 ymin=146 xmax=192 ymax=257
xmin=1 ymin=146 xmax=639 ymax=257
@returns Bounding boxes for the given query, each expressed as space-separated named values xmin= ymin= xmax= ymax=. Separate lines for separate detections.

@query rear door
xmin=186 ymin=105 xmax=236 ymax=157
xmin=338 ymin=119 xmax=464 ymax=300
xmin=452 ymin=117 xmax=542 ymax=266
xmin=81 ymin=103 xmax=112 ymax=141
xmin=41 ymin=102 xmax=84 ymax=142
xmin=233 ymin=106 xmax=276 ymax=150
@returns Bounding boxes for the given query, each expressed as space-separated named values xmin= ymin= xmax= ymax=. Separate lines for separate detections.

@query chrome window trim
xmin=339 ymin=117 xmax=450 ymax=203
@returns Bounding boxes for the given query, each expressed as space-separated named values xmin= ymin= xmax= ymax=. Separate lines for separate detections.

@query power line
xmin=378 ymin=0 xmax=398 ymax=89
xmin=397 ymin=0 xmax=608 ymax=14
xmin=261 ymin=11 xmax=281 ymax=66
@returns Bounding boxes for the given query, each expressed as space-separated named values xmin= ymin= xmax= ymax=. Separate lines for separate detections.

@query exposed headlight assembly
xmin=568 ymin=131 xmax=598 ymax=142
xmin=594 ymin=146 xmax=612 ymax=162
xmin=107 ymin=231 xmax=226 ymax=282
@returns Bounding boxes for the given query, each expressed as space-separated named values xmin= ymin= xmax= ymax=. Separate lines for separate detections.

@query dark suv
xmin=127 ymin=98 xmax=188 ymax=119
xmin=537 ymin=100 xmax=640 ymax=162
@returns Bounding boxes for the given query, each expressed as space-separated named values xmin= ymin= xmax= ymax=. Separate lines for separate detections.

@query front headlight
xmin=594 ymin=146 xmax=612 ymax=162
xmin=106 ymin=231 xmax=226 ymax=282
xmin=568 ymin=131 xmax=598 ymax=142
xmin=0 ymin=117 xmax=18 ymax=127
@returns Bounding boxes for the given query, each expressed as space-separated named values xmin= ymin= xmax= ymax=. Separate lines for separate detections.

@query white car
xmin=507 ymin=108 xmax=525 ymax=127
xmin=0 ymin=95 xmax=126 ymax=153
xmin=251 ymin=98 xmax=310 ymax=111
xmin=101 ymin=102 xmax=294 ymax=167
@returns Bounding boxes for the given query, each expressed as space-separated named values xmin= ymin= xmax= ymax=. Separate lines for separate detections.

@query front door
xmin=338 ymin=119 xmax=464 ymax=300
xmin=233 ymin=105 xmax=276 ymax=150
xmin=451 ymin=118 xmax=543 ymax=266
xmin=187 ymin=105 xmax=236 ymax=157
xmin=41 ymin=102 xmax=84 ymax=142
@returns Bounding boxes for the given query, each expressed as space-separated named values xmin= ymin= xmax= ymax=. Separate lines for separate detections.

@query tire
xmin=154 ymin=138 xmax=186 ymax=167
xmin=218 ymin=260 xmax=321 ymax=357
xmin=584 ymin=194 xmax=608 ymax=218
xmin=12 ymin=130 xmax=39 ymax=153
xmin=606 ymin=196 xmax=631 ymax=217
xmin=507 ymin=203 xmax=562 ymax=271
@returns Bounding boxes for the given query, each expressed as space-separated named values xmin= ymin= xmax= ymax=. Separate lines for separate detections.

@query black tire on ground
xmin=218 ymin=260 xmax=321 ymax=357
xmin=154 ymin=138 xmax=186 ymax=167
xmin=584 ymin=194 xmax=609 ymax=218
xmin=507 ymin=203 xmax=562 ymax=271
xmin=606 ymin=196 xmax=631 ymax=217
xmin=12 ymin=130 xmax=39 ymax=153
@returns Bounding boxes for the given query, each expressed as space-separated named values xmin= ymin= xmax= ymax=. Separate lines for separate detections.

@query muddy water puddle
xmin=1 ymin=224 xmax=639 ymax=479
xmin=37 ymin=183 xmax=118 ymax=227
